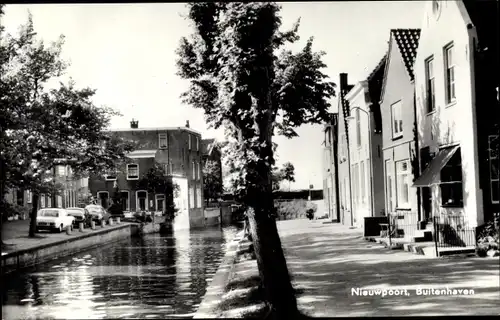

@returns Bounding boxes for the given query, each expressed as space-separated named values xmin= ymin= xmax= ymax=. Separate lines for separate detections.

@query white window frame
xmin=155 ymin=194 xmax=165 ymax=212
xmin=40 ymin=194 xmax=46 ymax=208
xmin=192 ymin=161 xmax=196 ymax=179
xmin=489 ymin=135 xmax=499 ymax=203
xmin=104 ymin=172 xmax=117 ymax=181
xmin=196 ymin=136 xmax=199 ymax=151
xmin=159 ymin=133 xmax=168 ymax=149
xmin=444 ymin=43 xmax=456 ymax=105
xmin=120 ymin=190 xmax=130 ymax=211
xmin=360 ymin=161 xmax=366 ymax=203
xmin=126 ymin=164 xmax=139 ymax=180
xmin=356 ymin=109 xmax=361 ymax=148
xmin=188 ymin=134 xmax=192 ymax=150
xmin=57 ymin=165 xmax=66 ymax=177
xmin=391 ymin=100 xmax=403 ymax=139
xmin=27 ymin=190 xmax=32 ymax=204
xmin=395 ymin=159 xmax=411 ymax=208
xmin=189 ymin=186 xmax=195 ymax=209
xmin=197 ymin=185 xmax=202 ymax=208
xmin=425 ymin=56 xmax=435 ymax=113
xmin=136 ymin=190 xmax=148 ymax=211
xmin=97 ymin=191 xmax=109 ymax=208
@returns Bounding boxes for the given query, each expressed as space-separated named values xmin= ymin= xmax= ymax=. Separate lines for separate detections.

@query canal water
xmin=2 ymin=225 xmax=241 ymax=319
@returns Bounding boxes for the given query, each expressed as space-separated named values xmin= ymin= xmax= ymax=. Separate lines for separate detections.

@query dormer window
xmin=159 ymin=133 xmax=168 ymax=149
xmin=127 ymin=164 xmax=139 ymax=180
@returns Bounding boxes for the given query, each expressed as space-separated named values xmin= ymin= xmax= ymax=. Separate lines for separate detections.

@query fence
xmin=382 ymin=211 xmax=419 ymax=245
xmin=433 ymin=215 xmax=476 ymax=249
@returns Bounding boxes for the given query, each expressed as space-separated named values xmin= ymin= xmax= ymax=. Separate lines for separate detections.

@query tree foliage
xmin=271 ymin=162 xmax=295 ymax=191
xmin=0 ymin=10 xmax=137 ymax=237
xmin=136 ymin=162 xmax=179 ymax=220
xmin=177 ymin=2 xmax=335 ymax=317
xmin=203 ymin=159 xmax=223 ymax=205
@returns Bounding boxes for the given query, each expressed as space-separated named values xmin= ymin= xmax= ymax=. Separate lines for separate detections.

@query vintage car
xmin=66 ymin=207 xmax=92 ymax=228
xmin=36 ymin=208 xmax=75 ymax=233
xmin=84 ymin=204 xmax=112 ymax=224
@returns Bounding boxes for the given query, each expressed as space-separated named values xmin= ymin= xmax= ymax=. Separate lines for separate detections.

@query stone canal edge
xmin=193 ymin=230 xmax=248 ymax=319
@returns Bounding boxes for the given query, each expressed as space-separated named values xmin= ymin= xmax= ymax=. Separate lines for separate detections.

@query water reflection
xmin=2 ymin=225 xmax=239 ymax=319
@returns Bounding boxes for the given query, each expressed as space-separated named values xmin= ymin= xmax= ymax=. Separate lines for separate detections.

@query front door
xmin=156 ymin=195 xmax=165 ymax=213
xmin=422 ymin=187 xmax=432 ymax=221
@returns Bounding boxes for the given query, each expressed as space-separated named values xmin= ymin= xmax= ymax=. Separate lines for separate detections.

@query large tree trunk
xmin=29 ymin=193 xmax=39 ymax=237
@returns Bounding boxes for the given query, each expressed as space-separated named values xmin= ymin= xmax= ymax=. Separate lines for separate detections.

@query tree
xmin=272 ymin=162 xmax=295 ymax=191
xmin=176 ymin=3 xmax=335 ymax=318
xmin=136 ymin=162 xmax=180 ymax=220
xmin=203 ymin=160 xmax=223 ymax=205
xmin=0 ymin=11 xmax=137 ymax=238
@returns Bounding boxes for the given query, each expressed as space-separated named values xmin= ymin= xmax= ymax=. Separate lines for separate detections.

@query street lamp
xmin=346 ymin=106 xmax=375 ymax=218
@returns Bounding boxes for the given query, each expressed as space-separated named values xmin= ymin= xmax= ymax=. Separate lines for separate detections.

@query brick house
xmin=344 ymin=56 xmax=386 ymax=229
xmin=337 ymin=73 xmax=355 ymax=226
xmin=322 ymin=113 xmax=340 ymax=222
xmin=413 ymin=0 xmax=499 ymax=228
xmin=379 ymin=29 xmax=422 ymax=230
xmin=88 ymin=120 xmax=205 ymax=229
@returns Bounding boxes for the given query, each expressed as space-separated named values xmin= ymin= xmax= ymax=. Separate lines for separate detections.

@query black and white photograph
xmin=1 ymin=1 xmax=499 ymax=319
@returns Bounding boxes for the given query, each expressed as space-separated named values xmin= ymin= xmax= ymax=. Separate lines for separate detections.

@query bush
xmin=2 ymin=202 xmax=30 ymax=221
xmin=108 ymin=203 xmax=124 ymax=217
xmin=275 ymin=199 xmax=317 ymax=220
xmin=476 ymin=214 xmax=500 ymax=257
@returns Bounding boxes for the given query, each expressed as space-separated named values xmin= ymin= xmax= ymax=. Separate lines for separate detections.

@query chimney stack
xmin=130 ymin=119 xmax=138 ymax=129
xmin=339 ymin=73 xmax=348 ymax=91
xmin=185 ymin=120 xmax=190 ymax=128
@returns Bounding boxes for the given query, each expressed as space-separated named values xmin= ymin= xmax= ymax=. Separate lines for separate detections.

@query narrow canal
xmin=2 ymin=225 xmax=241 ymax=319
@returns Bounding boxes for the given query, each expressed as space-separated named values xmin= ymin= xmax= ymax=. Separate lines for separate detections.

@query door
xmin=156 ymin=195 xmax=165 ymax=213
xmin=422 ymin=187 xmax=432 ymax=221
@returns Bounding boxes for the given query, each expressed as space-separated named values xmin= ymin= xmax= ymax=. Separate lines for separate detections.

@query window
xmin=189 ymin=186 xmax=195 ymax=209
xmin=197 ymin=186 xmax=202 ymax=208
xmin=391 ymin=101 xmax=403 ymax=138
xmin=40 ymin=194 xmax=46 ymax=208
xmin=120 ymin=191 xmax=130 ymax=211
xmin=198 ymin=161 xmax=201 ymax=180
xmin=57 ymin=165 xmax=66 ymax=176
xmin=444 ymin=43 xmax=456 ymax=104
xmin=47 ymin=196 xmax=52 ymax=208
xmin=97 ymin=191 xmax=109 ymax=209
xmin=489 ymin=135 xmax=499 ymax=203
xmin=188 ymin=134 xmax=192 ymax=150
xmin=425 ymin=57 xmax=435 ymax=113
xmin=196 ymin=136 xmax=199 ymax=151
xmin=440 ymin=147 xmax=463 ymax=207
xmin=192 ymin=161 xmax=195 ymax=179
xmin=57 ymin=195 xmax=63 ymax=208
xmin=105 ymin=172 xmax=117 ymax=181
xmin=159 ymin=133 xmax=168 ymax=149
xmin=163 ymin=163 xmax=169 ymax=176
xmin=360 ymin=161 xmax=365 ymax=203
xmin=27 ymin=190 xmax=32 ymax=204
xmin=385 ymin=160 xmax=393 ymax=213
xmin=136 ymin=190 xmax=147 ymax=211
xmin=127 ymin=164 xmax=139 ymax=180
xmin=356 ymin=109 xmax=361 ymax=147
xmin=396 ymin=160 xmax=410 ymax=208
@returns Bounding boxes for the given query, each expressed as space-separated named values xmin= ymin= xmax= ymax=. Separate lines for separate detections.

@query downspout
xmin=333 ymin=125 xmax=341 ymax=222
xmin=412 ymin=87 xmax=422 ymax=222
xmin=347 ymin=132 xmax=354 ymax=227
xmin=367 ymin=103 xmax=375 ymax=217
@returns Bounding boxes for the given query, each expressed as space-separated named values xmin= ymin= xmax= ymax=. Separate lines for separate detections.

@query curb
xmin=193 ymin=230 xmax=246 ymax=319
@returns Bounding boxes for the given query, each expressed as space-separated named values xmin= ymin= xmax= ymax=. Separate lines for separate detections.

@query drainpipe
xmin=367 ymin=106 xmax=375 ymax=217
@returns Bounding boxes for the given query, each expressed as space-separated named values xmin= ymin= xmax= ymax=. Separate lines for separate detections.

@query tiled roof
xmin=391 ymin=28 xmax=421 ymax=81
xmin=367 ymin=54 xmax=387 ymax=133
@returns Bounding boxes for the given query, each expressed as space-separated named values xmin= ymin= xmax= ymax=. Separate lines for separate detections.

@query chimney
xmin=339 ymin=73 xmax=348 ymax=91
xmin=130 ymin=118 xmax=138 ymax=129
xmin=185 ymin=120 xmax=190 ymax=128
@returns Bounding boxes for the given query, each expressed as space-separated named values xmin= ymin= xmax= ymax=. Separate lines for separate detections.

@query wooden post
xmin=90 ymin=220 xmax=96 ymax=230
xmin=101 ymin=220 xmax=105 ymax=228
xmin=65 ymin=225 xmax=72 ymax=235
xmin=79 ymin=222 xmax=84 ymax=232
xmin=116 ymin=217 xmax=121 ymax=224
xmin=109 ymin=218 xmax=114 ymax=226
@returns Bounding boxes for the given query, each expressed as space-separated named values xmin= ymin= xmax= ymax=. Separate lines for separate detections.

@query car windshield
xmin=40 ymin=210 xmax=59 ymax=217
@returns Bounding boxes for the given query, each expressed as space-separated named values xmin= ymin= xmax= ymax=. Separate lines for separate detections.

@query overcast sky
xmin=2 ymin=2 xmax=425 ymax=190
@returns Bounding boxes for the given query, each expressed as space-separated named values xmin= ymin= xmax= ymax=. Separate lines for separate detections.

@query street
xmin=277 ymin=220 xmax=500 ymax=317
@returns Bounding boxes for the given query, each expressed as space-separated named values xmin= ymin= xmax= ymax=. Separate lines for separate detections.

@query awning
xmin=126 ymin=149 xmax=157 ymax=159
xmin=413 ymin=145 xmax=460 ymax=187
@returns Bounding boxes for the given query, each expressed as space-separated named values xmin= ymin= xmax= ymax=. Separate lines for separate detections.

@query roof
xmin=390 ymin=29 xmax=421 ymax=81
xmin=105 ymin=126 xmax=202 ymax=136
xmin=367 ymin=54 xmax=387 ymax=133
xmin=340 ymin=84 xmax=354 ymax=144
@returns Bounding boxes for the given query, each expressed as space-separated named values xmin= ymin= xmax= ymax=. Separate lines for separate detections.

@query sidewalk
xmin=277 ymin=219 xmax=500 ymax=317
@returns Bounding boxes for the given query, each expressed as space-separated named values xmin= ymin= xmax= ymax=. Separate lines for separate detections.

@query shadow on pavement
xmin=277 ymin=221 xmax=500 ymax=317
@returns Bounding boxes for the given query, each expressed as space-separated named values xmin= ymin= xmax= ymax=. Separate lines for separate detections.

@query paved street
xmin=277 ymin=219 xmax=500 ymax=317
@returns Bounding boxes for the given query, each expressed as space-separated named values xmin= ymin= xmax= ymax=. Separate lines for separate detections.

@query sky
xmin=1 ymin=1 xmax=425 ymax=191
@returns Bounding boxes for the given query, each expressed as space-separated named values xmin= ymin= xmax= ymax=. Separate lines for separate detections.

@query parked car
xmin=84 ymin=204 xmax=112 ymax=225
xmin=66 ymin=207 xmax=92 ymax=228
xmin=36 ymin=208 xmax=75 ymax=233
